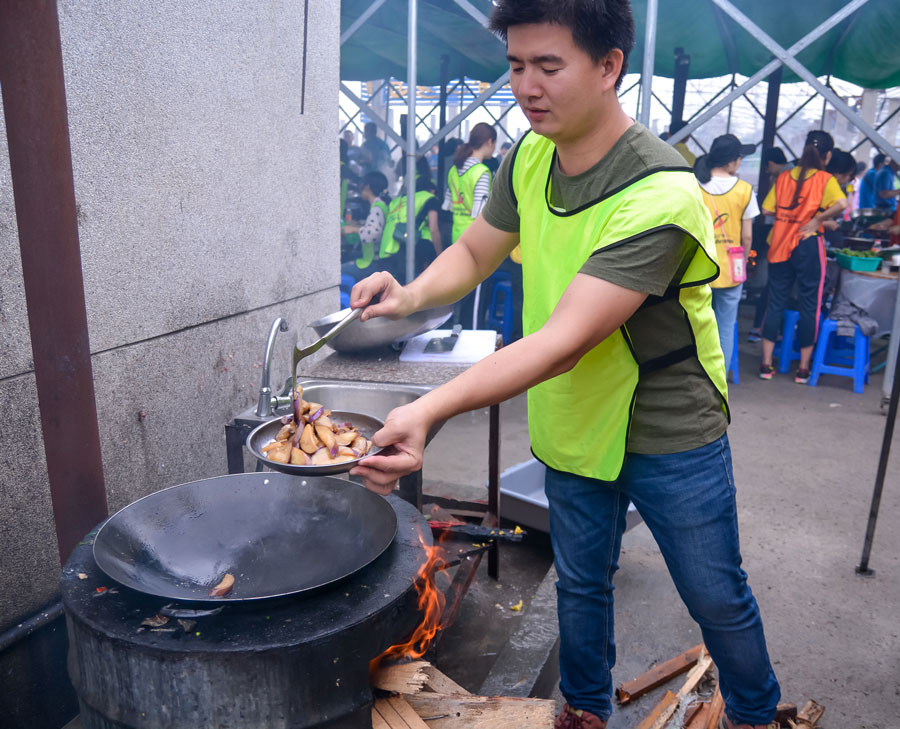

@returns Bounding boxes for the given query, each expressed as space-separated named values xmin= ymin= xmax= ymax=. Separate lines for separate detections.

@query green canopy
xmin=340 ymin=0 xmax=900 ymax=89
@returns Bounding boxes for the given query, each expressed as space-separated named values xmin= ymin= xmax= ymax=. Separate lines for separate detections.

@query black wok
xmin=92 ymin=472 xmax=397 ymax=603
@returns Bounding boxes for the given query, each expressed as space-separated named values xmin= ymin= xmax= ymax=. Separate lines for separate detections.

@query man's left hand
xmin=349 ymin=402 xmax=431 ymax=494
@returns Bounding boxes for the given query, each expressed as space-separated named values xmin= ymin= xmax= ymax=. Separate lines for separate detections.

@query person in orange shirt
xmin=758 ymin=130 xmax=847 ymax=383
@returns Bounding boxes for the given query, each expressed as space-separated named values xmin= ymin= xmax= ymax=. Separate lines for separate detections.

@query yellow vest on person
xmin=381 ymin=191 xmax=435 ymax=259
xmin=699 ymin=179 xmax=753 ymax=289
xmin=447 ymin=162 xmax=491 ymax=243
xmin=511 ymin=131 xmax=729 ymax=481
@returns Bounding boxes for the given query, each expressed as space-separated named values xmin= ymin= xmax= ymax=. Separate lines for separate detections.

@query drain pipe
xmin=0 ymin=600 xmax=64 ymax=654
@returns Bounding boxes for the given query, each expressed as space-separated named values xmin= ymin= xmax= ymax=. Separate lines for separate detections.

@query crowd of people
xmin=691 ymin=128 xmax=900 ymax=383
xmin=339 ymin=120 xmax=523 ymax=339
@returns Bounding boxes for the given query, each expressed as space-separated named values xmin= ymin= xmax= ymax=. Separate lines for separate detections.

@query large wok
xmin=92 ymin=473 xmax=397 ymax=603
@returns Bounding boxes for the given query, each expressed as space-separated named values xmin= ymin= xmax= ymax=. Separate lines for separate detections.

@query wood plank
xmin=388 ymin=696 xmax=432 ymax=728
xmin=403 ymin=693 xmax=555 ymax=729
xmin=423 ymin=665 xmax=471 ymax=695
xmin=372 ymin=705 xmax=393 ymax=729
xmin=643 ymin=653 xmax=714 ymax=729
xmin=615 ymin=643 xmax=706 ymax=705
xmin=685 ymin=702 xmax=710 ymax=729
xmin=792 ymin=700 xmax=825 ymax=728
xmin=374 ymin=697 xmax=430 ymax=729
xmin=775 ymin=702 xmax=798 ymax=725
xmin=372 ymin=661 xmax=430 ymax=694
xmin=704 ymin=688 xmax=725 ymax=729
xmin=635 ymin=690 xmax=679 ymax=729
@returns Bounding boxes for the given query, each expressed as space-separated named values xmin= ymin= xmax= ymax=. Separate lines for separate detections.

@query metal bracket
xmin=669 ymin=0 xmax=870 ymax=148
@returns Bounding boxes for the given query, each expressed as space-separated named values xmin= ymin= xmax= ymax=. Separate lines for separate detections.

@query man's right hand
xmin=350 ymin=271 xmax=418 ymax=323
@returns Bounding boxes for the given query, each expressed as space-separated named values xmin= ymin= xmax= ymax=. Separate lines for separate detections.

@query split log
xmin=615 ymin=643 xmax=706 ymax=705
xmin=789 ymin=700 xmax=825 ymax=728
xmin=402 ymin=693 xmax=556 ymax=729
xmin=422 ymin=664 xmax=471 ymax=695
xmin=373 ymin=696 xmax=430 ymax=729
xmin=373 ymin=661 xmax=430 ymax=695
xmin=372 ymin=661 xmax=471 ymax=696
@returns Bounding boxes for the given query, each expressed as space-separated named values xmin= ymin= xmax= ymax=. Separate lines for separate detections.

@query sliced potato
xmin=315 ymin=424 xmax=336 ymax=451
xmin=335 ymin=430 xmax=358 ymax=446
xmin=299 ymin=424 xmax=318 ymax=454
xmin=290 ymin=447 xmax=310 ymax=465
xmin=310 ymin=448 xmax=332 ymax=466
xmin=267 ymin=442 xmax=291 ymax=463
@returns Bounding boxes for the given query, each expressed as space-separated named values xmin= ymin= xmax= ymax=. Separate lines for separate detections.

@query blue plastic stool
xmin=485 ymin=277 xmax=514 ymax=345
xmin=339 ymin=273 xmax=356 ymax=310
xmin=808 ymin=319 xmax=870 ymax=394
xmin=776 ymin=309 xmax=802 ymax=373
xmin=728 ymin=321 xmax=740 ymax=384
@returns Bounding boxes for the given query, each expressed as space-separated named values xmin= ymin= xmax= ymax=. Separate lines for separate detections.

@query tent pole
xmin=757 ymin=66 xmax=782 ymax=204
xmin=856 ymin=328 xmax=900 ymax=577
xmin=405 ymin=0 xmax=418 ymax=284
xmin=668 ymin=0 xmax=868 ymax=147
xmin=638 ymin=0 xmax=658 ymax=127
xmin=421 ymin=71 xmax=510 ymax=152
xmin=340 ymin=82 xmax=405 ymax=146
xmin=707 ymin=0 xmax=899 ymax=167
xmin=437 ymin=54 xmax=449 ymax=207
xmin=340 ymin=0 xmax=388 ymax=45
xmin=671 ymin=47 xmax=689 ymax=132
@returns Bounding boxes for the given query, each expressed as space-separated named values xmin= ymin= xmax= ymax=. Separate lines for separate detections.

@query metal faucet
xmin=255 ymin=317 xmax=289 ymax=417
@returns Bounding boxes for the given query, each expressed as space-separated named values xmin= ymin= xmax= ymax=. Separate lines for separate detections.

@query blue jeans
xmin=545 ymin=435 xmax=780 ymax=725
xmin=712 ymin=284 xmax=743 ymax=368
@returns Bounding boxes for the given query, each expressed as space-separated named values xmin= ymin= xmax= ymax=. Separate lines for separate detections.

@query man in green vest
xmin=349 ymin=3 xmax=780 ymax=728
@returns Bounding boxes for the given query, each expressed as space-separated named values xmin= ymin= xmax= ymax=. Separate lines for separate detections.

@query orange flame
xmin=370 ymin=531 xmax=446 ymax=673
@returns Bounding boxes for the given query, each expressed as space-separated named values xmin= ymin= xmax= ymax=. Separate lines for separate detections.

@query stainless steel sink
xmin=271 ymin=378 xmax=433 ymax=423
xmin=228 ymin=377 xmax=441 ymax=475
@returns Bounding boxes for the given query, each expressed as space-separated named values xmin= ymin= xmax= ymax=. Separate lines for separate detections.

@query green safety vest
xmin=340 ymin=161 xmax=349 ymax=220
xmin=354 ymin=198 xmax=389 ymax=270
xmin=447 ymin=163 xmax=491 ymax=243
xmin=511 ymin=131 xmax=729 ymax=481
xmin=381 ymin=190 xmax=435 ymax=259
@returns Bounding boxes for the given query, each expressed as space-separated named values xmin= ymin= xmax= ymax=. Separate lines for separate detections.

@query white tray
xmin=497 ymin=458 xmax=642 ymax=534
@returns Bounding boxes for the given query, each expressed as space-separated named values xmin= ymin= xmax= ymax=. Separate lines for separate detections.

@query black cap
xmin=708 ymin=134 xmax=756 ymax=168
xmin=762 ymin=147 xmax=788 ymax=165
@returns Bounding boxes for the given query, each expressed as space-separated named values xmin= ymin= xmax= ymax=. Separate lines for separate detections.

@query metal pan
xmin=92 ymin=472 xmax=398 ymax=603
xmin=246 ymin=410 xmax=384 ymax=476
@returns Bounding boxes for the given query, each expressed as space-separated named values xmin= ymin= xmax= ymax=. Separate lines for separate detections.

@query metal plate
xmin=92 ymin=472 xmax=398 ymax=603
xmin=246 ymin=410 xmax=384 ymax=476
xmin=308 ymin=305 xmax=453 ymax=353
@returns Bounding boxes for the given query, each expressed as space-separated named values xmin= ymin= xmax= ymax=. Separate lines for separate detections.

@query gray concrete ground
xmin=422 ymin=308 xmax=900 ymax=729
xmin=62 ymin=309 xmax=900 ymax=729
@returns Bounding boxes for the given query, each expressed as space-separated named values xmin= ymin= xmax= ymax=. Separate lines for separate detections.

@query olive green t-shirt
xmin=482 ymin=123 xmax=728 ymax=455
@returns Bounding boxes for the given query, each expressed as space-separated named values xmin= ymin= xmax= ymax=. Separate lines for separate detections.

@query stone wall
xmin=0 ymin=1 xmax=340 ymax=628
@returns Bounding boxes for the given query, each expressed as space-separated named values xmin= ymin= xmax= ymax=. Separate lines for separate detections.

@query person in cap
xmin=759 ymin=130 xmax=846 ymax=383
xmin=350 ymin=2 xmax=781 ymax=727
xmin=694 ymin=134 xmax=759 ymax=370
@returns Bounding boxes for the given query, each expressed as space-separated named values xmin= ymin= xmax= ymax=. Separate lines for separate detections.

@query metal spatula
xmin=291 ymin=308 xmax=363 ymax=415
xmin=423 ymin=324 xmax=462 ymax=353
